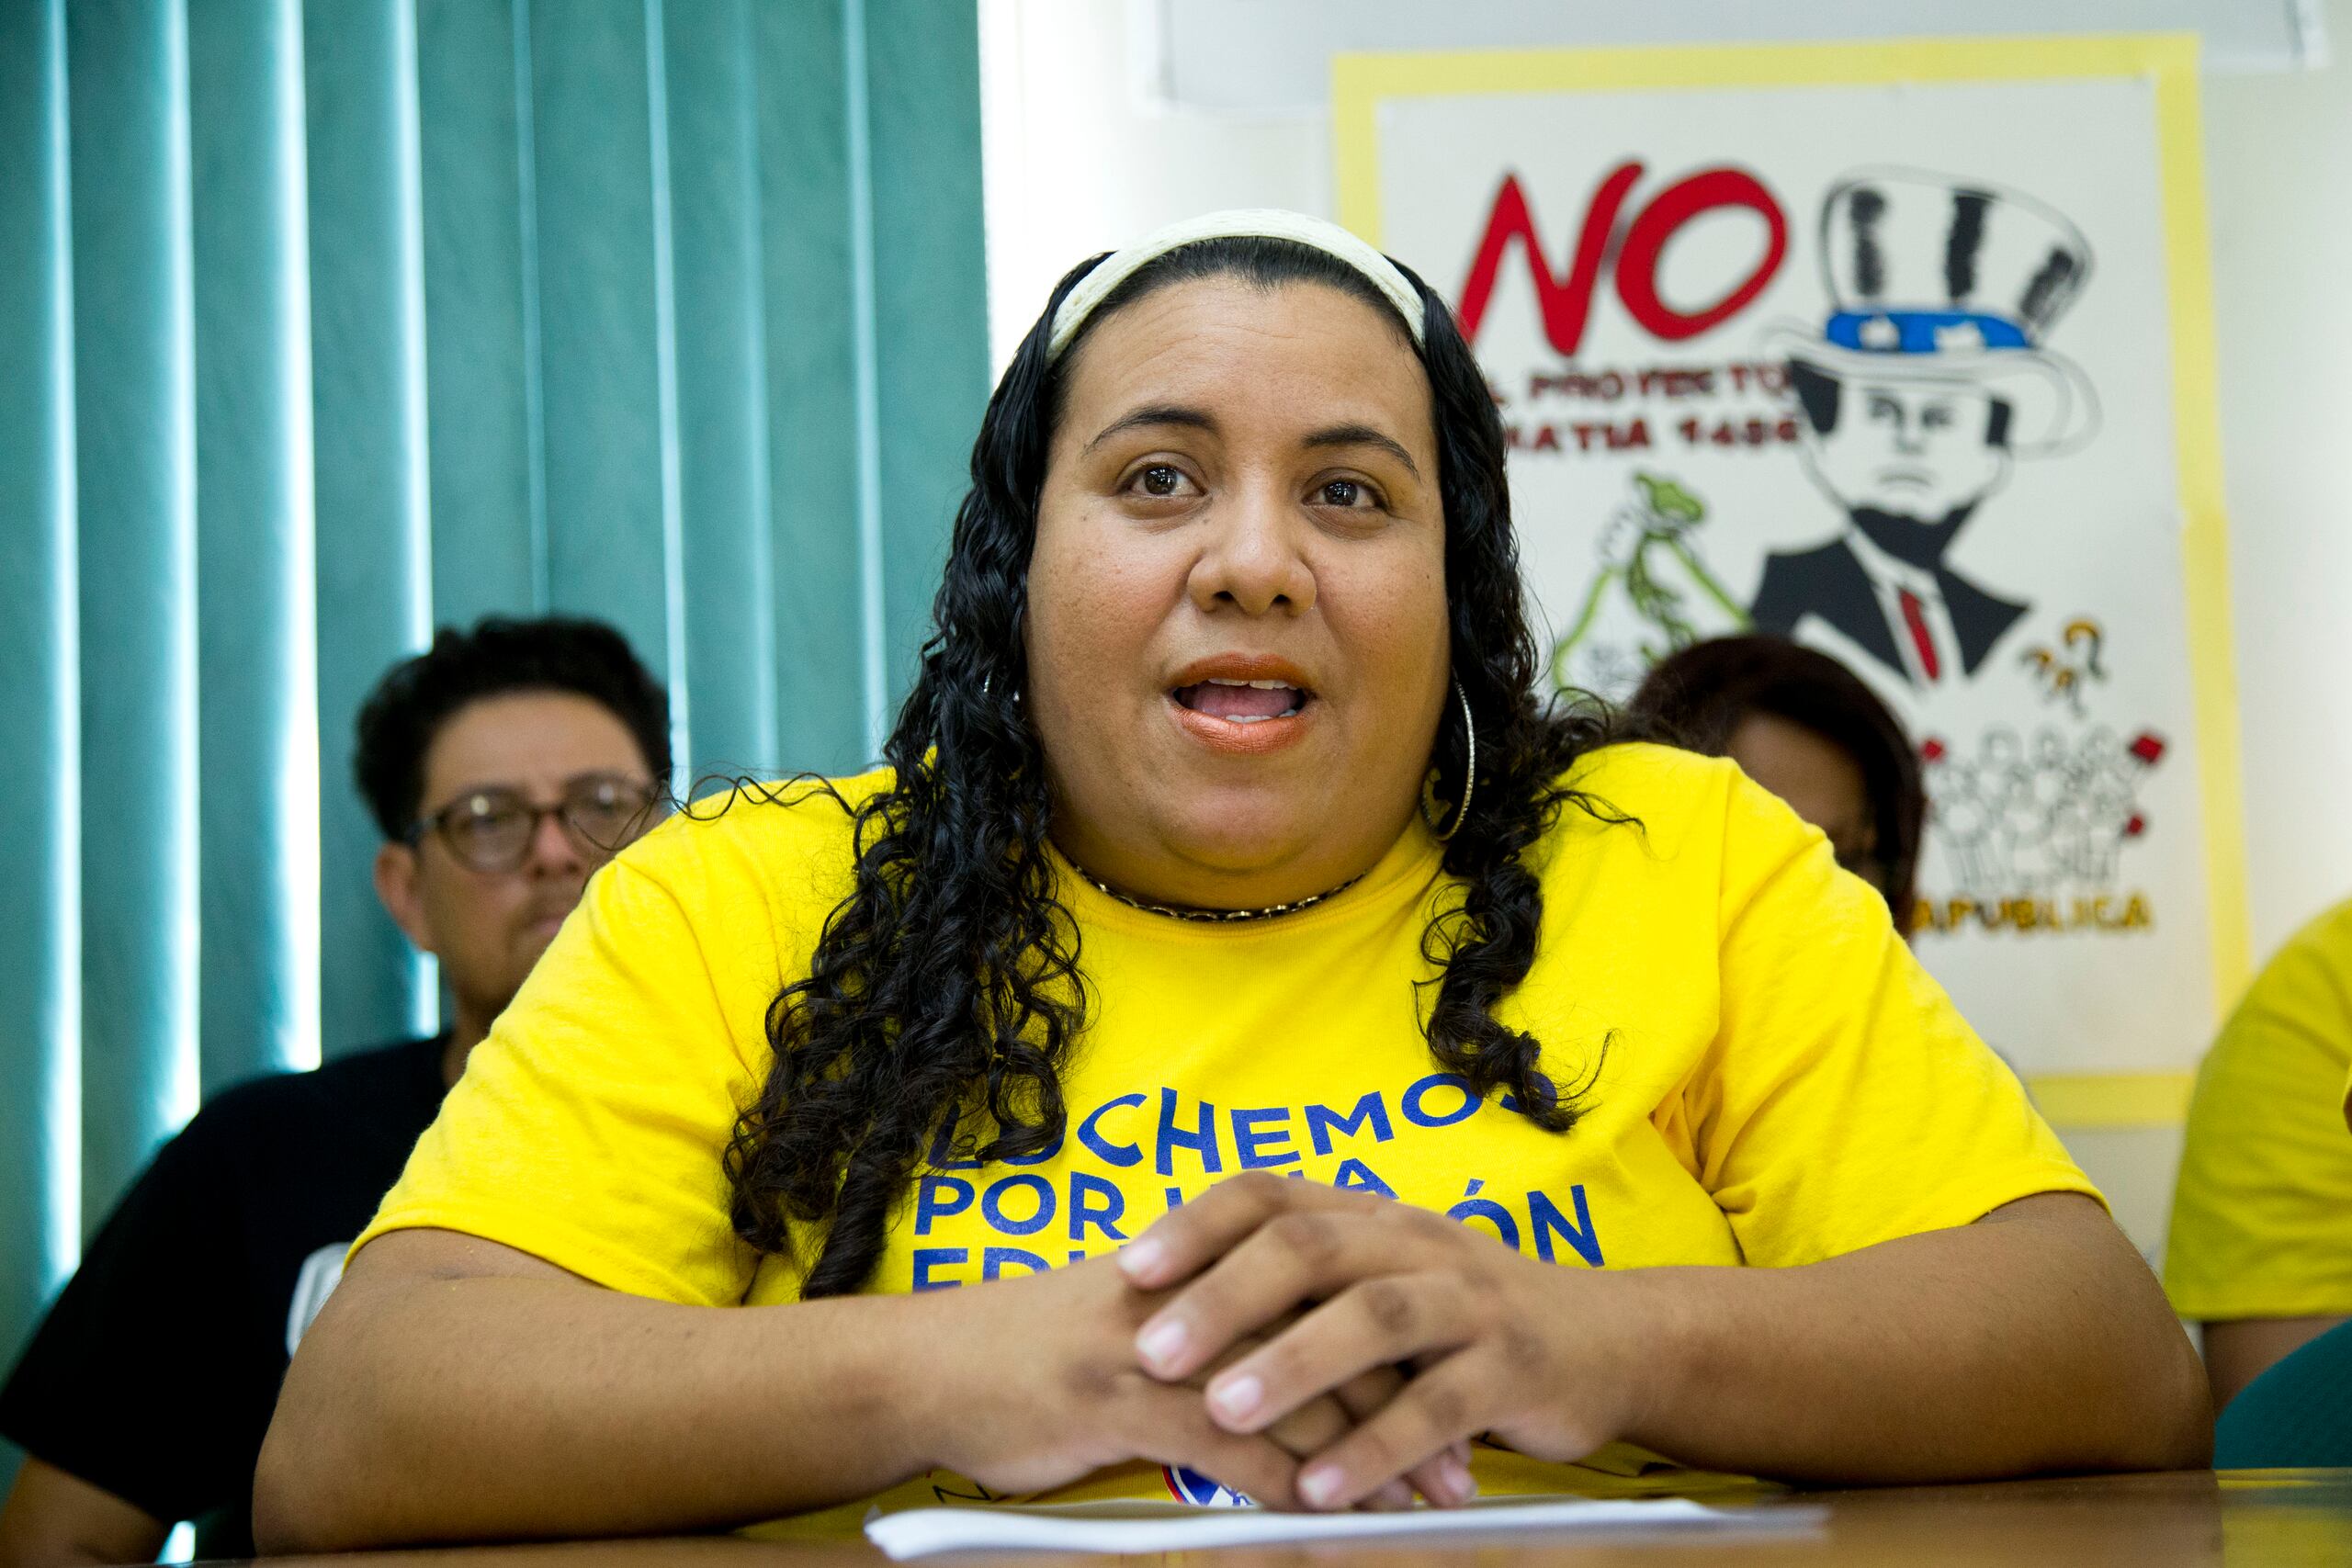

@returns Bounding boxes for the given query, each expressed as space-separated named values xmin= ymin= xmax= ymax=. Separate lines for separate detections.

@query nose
xmin=523 ymin=805 xmax=585 ymax=878
xmin=1892 ymin=415 xmax=1927 ymax=456
xmin=1186 ymin=479 xmax=1317 ymax=616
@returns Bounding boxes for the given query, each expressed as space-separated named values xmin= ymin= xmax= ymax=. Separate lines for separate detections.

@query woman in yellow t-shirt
xmin=256 ymin=212 xmax=2204 ymax=1550
xmin=2167 ymin=897 xmax=2352 ymax=1407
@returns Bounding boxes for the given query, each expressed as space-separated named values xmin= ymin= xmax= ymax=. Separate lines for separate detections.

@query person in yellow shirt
xmin=2166 ymin=897 xmax=2352 ymax=1409
xmin=255 ymin=211 xmax=2205 ymax=1550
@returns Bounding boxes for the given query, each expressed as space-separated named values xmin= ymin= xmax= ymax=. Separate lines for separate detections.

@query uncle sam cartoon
xmin=1752 ymin=169 xmax=2100 ymax=687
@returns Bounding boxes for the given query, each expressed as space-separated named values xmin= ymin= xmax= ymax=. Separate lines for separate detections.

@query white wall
xmin=2205 ymin=12 xmax=2352 ymax=961
xmin=978 ymin=0 xmax=2352 ymax=1256
xmin=979 ymin=0 xmax=1327 ymax=365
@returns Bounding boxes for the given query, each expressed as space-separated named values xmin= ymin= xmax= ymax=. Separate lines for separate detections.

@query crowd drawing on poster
xmin=1919 ymin=725 xmax=2166 ymax=914
xmin=1527 ymin=164 xmax=2176 ymax=931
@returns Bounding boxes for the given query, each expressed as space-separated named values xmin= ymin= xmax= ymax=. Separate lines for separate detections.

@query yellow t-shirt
xmin=361 ymin=741 xmax=2091 ymax=1527
xmin=2165 ymin=897 xmax=2352 ymax=1321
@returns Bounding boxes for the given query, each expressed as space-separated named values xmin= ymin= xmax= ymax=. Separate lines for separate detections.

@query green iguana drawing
xmin=1549 ymin=471 xmax=1750 ymax=694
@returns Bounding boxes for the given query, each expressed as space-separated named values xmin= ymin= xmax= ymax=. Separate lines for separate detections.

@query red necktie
xmin=1897 ymin=589 xmax=1942 ymax=682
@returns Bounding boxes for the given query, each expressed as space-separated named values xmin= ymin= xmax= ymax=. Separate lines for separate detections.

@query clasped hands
xmin=922 ymin=1172 xmax=1647 ymax=1512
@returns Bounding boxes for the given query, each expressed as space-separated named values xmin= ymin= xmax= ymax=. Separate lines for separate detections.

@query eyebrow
xmin=1082 ymin=404 xmax=1218 ymax=456
xmin=1082 ymin=406 xmax=1424 ymax=481
xmin=431 ymin=770 xmax=640 ymax=807
xmin=1303 ymin=423 xmax=1422 ymax=482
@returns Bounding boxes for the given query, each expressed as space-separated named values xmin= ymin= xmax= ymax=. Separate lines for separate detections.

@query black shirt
xmin=0 ymin=1035 xmax=448 ymax=1559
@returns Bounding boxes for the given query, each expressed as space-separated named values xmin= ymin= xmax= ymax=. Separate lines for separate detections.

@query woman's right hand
xmin=905 ymin=1253 xmax=1442 ymax=1509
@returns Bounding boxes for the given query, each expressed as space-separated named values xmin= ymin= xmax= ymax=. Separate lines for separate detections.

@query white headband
xmin=1046 ymin=209 xmax=1426 ymax=361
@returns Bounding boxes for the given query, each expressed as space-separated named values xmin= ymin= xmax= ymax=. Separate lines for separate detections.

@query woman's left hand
xmin=1115 ymin=1172 xmax=1650 ymax=1511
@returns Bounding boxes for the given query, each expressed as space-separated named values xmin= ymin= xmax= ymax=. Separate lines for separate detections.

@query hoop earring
xmin=1420 ymin=679 xmax=1476 ymax=841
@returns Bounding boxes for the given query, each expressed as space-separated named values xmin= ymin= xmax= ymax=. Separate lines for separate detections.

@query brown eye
xmin=1317 ymin=479 xmax=1370 ymax=508
xmin=450 ymin=795 xmax=530 ymax=858
xmin=1139 ymin=465 xmax=1182 ymax=497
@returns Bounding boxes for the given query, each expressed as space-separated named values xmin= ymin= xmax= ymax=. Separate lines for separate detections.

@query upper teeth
xmin=1205 ymin=678 xmax=1295 ymax=689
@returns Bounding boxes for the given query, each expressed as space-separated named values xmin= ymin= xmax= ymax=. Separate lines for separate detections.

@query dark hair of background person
xmin=353 ymin=615 xmax=674 ymax=841
xmin=1626 ymin=635 xmax=1925 ymax=929
xmin=725 ymin=237 xmax=1628 ymax=1297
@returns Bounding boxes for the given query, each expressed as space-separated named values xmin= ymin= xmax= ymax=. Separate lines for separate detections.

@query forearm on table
xmin=0 ymin=1458 xmax=171 ymax=1568
xmin=254 ymin=1240 xmax=934 ymax=1550
xmin=1615 ymin=1196 xmax=2210 ymax=1482
xmin=2200 ymin=1315 xmax=2348 ymax=1412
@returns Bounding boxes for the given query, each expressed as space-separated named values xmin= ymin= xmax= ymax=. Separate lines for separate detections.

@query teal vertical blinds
xmin=0 ymin=0 xmax=989 ymax=1446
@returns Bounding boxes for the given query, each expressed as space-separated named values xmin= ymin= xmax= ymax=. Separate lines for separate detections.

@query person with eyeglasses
xmin=0 ymin=616 xmax=669 ymax=1568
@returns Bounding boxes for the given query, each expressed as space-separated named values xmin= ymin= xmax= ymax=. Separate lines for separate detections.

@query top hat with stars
xmin=1765 ymin=167 xmax=2100 ymax=457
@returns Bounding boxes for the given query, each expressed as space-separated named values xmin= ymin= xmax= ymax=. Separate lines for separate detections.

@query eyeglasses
xmin=405 ymin=773 xmax=665 ymax=874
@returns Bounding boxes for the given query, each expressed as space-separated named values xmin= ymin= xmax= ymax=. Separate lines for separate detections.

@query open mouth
xmin=1171 ymin=677 xmax=1310 ymax=724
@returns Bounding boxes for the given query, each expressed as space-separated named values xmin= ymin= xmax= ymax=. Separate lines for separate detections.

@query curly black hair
xmin=728 ymin=237 xmax=1623 ymax=1297
xmin=353 ymin=615 xmax=672 ymax=840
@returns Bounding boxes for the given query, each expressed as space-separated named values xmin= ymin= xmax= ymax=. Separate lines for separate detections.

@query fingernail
xmin=1207 ymin=1374 xmax=1261 ymax=1423
xmin=1441 ymin=1454 xmax=1476 ymax=1504
xmin=1136 ymin=1317 xmax=1188 ymax=1371
xmin=1117 ymin=1238 xmax=1165 ymax=1280
xmin=1298 ymin=1464 xmax=1345 ymax=1509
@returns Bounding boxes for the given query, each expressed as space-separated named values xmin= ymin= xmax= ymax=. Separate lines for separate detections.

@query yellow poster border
xmin=1335 ymin=36 xmax=2248 ymax=1130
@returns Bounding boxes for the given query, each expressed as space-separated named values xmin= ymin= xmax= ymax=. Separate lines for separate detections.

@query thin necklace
xmin=1072 ymin=864 xmax=1365 ymax=923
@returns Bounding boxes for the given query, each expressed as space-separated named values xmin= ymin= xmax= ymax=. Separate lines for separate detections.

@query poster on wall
xmin=1335 ymin=36 xmax=2246 ymax=1103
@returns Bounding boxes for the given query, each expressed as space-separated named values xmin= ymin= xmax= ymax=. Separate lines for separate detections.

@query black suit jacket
xmin=1749 ymin=536 xmax=2028 ymax=685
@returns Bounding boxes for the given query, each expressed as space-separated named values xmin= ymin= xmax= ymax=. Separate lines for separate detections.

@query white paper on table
xmin=863 ymin=1495 xmax=1826 ymax=1559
